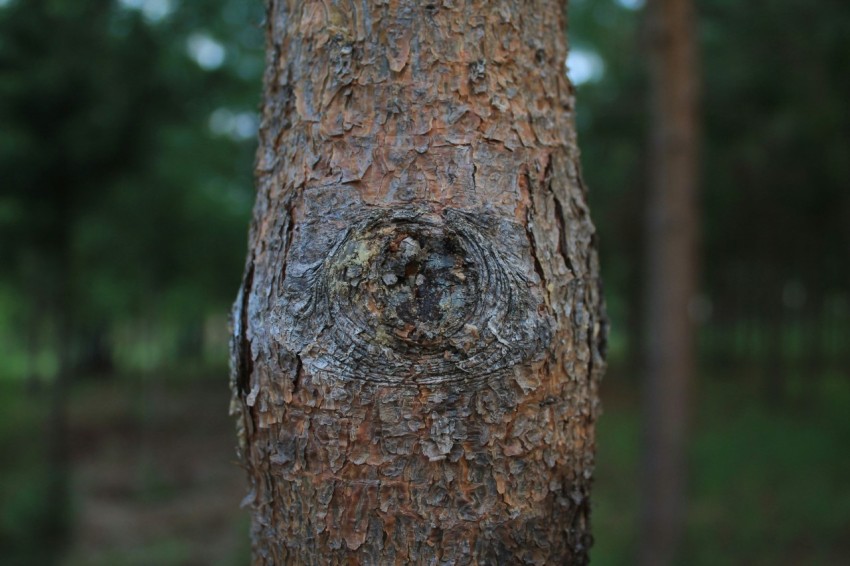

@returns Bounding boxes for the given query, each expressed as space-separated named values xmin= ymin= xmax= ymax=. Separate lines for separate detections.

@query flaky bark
xmin=640 ymin=0 xmax=700 ymax=564
xmin=230 ymin=1 xmax=606 ymax=563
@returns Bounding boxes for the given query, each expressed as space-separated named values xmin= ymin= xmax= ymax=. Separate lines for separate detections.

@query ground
xmin=64 ymin=379 xmax=249 ymax=566
xmin=2 ymin=367 xmax=849 ymax=565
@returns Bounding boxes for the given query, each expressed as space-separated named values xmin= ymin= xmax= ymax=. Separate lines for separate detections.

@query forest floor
xmin=63 ymin=378 xmax=249 ymax=566
xmin=0 ymin=375 xmax=248 ymax=566
xmin=2 ymin=366 xmax=849 ymax=565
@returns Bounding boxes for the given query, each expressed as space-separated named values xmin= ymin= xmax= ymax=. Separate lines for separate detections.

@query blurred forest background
xmin=1 ymin=0 xmax=848 ymax=564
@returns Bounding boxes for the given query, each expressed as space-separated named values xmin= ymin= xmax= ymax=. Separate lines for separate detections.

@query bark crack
xmin=237 ymin=261 xmax=255 ymax=396
xmin=293 ymin=353 xmax=303 ymax=394
xmin=552 ymin=194 xmax=575 ymax=278
xmin=525 ymin=208 xmax=549 ymax=294
xmin=281 ymin=200 xmax=296 ymax=283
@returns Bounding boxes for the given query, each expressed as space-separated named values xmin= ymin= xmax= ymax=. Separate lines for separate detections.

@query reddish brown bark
xmin=230 ymin=1 xmax=606 ymax=563
xmin=640 ymin=0 xmax=700 ymax=564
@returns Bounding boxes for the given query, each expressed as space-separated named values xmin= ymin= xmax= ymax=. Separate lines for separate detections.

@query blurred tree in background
xmin=570 ymin=0 xmax=850 ymax=564
xmin=571 ymin=0 xmax=850 ymax=378
xmin=0 ymin=0 xmax=262 ymax=379
xmin=0 ymin=0 xmax=263 ymax=563
xmin=0 ymin=0 xmax=848 ymax=564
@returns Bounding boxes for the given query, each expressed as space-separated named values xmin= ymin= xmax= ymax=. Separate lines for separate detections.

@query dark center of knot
xmin=334 ymin=221 xmax=478 ymax=347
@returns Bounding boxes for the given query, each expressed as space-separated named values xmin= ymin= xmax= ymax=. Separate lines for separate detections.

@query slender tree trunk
xmin=640 ymin=0 xmax=700 ymax=564
xmin=46 ymin=276 xmax=73 ymax=557
xmin=231 ymin=1 xmax=606 ymax=563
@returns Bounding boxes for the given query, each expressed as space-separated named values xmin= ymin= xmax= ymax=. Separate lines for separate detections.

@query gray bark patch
xmin=275 ymin=205 xmax=554 ymax=386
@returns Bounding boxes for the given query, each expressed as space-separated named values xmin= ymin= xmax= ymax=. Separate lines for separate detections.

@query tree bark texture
xmin=230 ymin=1 xmax=606 ymax=563
xmin=640 ymin=0 xmax=700 ymax=564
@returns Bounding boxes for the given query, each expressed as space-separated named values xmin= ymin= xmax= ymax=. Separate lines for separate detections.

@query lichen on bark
xmin=230 ymin=0 xmax=606 ymax=563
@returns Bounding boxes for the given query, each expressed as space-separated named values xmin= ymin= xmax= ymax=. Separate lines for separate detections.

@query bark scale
xmin=230 ymin=1 xmax=606 ymax=563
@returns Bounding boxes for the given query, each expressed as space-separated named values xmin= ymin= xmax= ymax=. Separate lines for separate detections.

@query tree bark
xmin=640 ymin=0 xmax=700 ymax=564
xmin=230 ymin=1 xmax=606 ymax=563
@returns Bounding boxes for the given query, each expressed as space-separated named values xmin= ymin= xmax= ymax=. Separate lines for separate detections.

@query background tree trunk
xmin=230 ymin=0 xmax=606 ymax=563
xmin=640 ymin=0 xmax=700 ymax=564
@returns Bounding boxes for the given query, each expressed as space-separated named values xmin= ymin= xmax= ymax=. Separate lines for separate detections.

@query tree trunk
xmin=230 ymin=1 xmax=606 ymax=563
xmin=640 ymin=0 xmax=700 ymax=564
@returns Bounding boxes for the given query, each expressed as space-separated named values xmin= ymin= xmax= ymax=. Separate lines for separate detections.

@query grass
xmin=591 ymin=369 xmax=850 ymax=565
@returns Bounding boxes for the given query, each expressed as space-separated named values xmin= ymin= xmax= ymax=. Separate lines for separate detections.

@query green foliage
xmin=0 ymin=0 xmax=263 ymax=379
xmin=699 ymin=0 xmax=850 ymax=302
xmin=571 ymin=0 xmax=850 ymax=370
